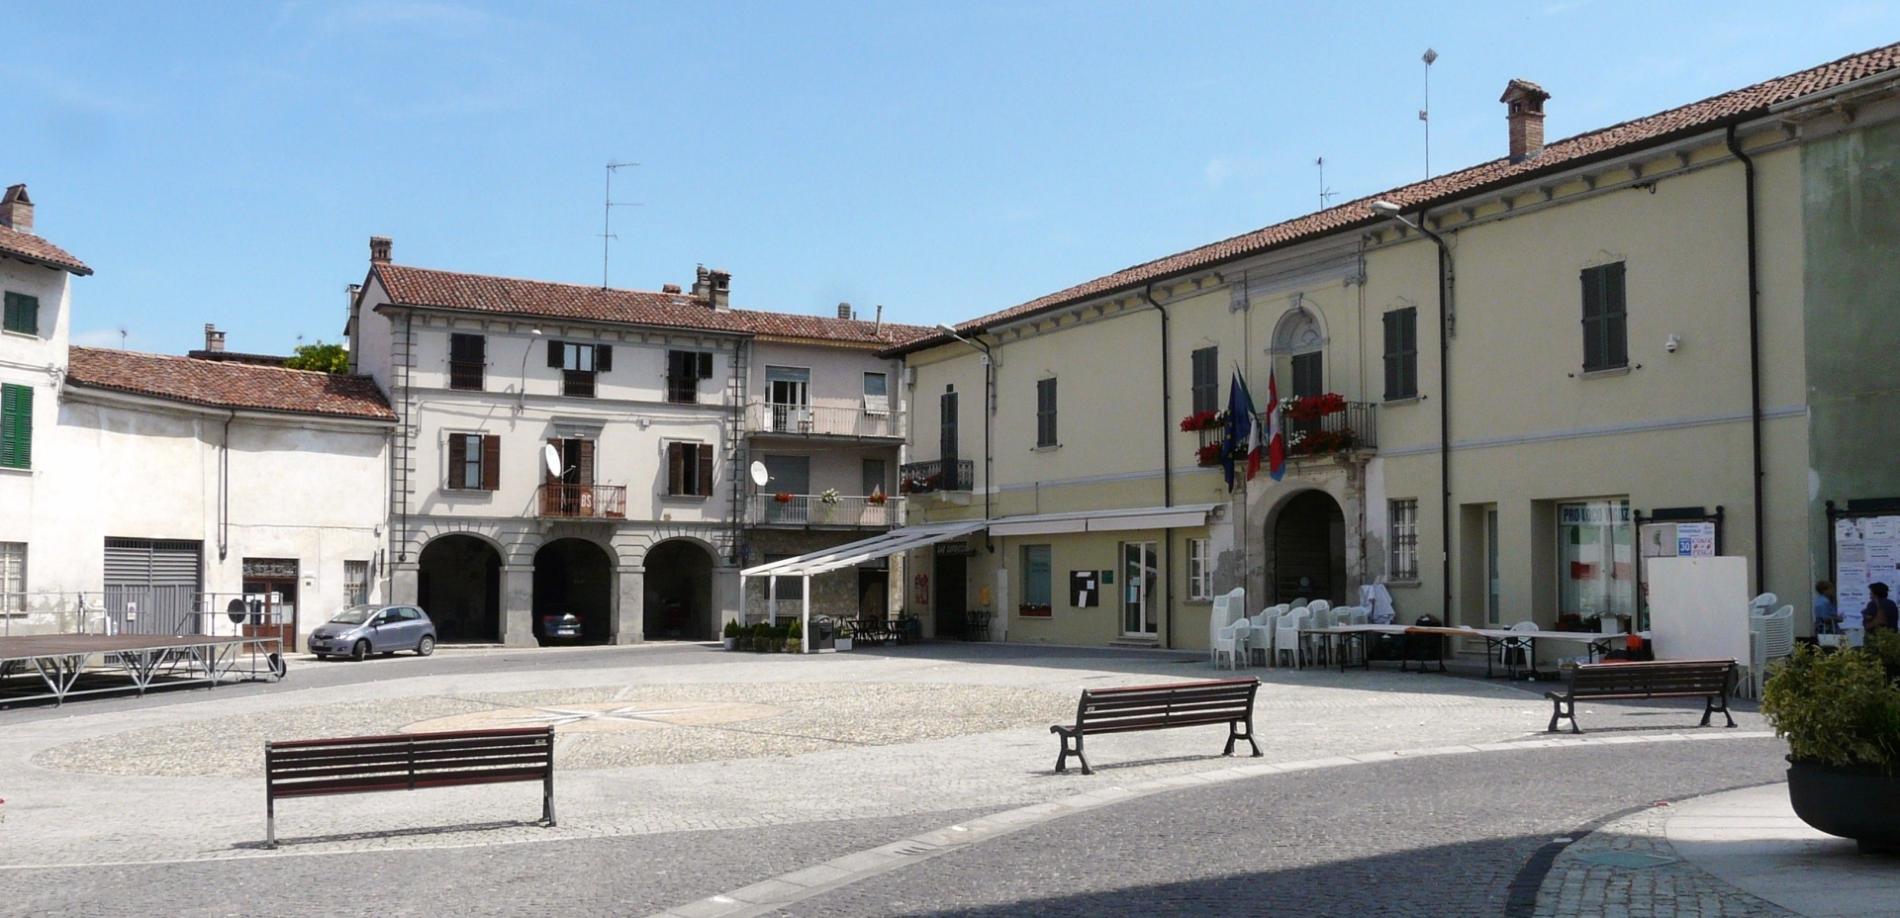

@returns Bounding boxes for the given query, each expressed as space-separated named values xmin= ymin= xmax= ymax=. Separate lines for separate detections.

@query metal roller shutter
xmin=103 ymin=538 xmax=203 ymax=634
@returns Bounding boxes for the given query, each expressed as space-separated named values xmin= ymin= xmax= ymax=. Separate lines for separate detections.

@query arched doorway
xmin=644 ymin=540 xmax=715 ymax=641
xmin=533 ymin=539 xmax=614 ymax=644
xmin=1271 ymin=490 xmax=1347 ymax=604
xmin=418 ymin=535 xmax=501 ymax=643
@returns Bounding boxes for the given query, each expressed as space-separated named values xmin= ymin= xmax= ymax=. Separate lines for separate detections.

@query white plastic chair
xmin=1748 ymin=592 xmax=1778 ymax=616
xmin=1303 ymin=602 xmax=1335 ymax=665
xmin=1746 ymin=603 xmax=1796 ymax=698
xmin=1207 ymin=591 xmax=1238 ymax=664
xmin=1248 ymin=605 xmax=1284 ymax=666
xmin=1213 ymin=619 xmax=1249 ymax=671
xmin=1275 ymin=609 xmax=1310 ymax=668
xmin=1499 ymin=621 xmax=1538 ymax=678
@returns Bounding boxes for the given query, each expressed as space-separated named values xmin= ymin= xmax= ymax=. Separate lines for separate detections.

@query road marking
xmin=653 ymin=730 xmax=1778 ymax=918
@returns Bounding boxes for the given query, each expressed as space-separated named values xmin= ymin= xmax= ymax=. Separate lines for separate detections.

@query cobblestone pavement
xmin=773 ymin=739 xmax=1789 ymax=917
xmin=1534 ymin=804 xmax=1794 ymax=917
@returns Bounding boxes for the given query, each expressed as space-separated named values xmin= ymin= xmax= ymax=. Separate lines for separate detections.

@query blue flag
xmin=1223 ymin=371 xmax=1254 ymax=490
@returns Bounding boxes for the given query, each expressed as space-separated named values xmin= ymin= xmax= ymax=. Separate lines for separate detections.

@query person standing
xmin=1840 ymin=587 xmax=1867 ymax=648
xmin=1863 ymin=582 xmax=1899 ymax=634
xmin=1813 ymin=580 xmax=1839 ymax=635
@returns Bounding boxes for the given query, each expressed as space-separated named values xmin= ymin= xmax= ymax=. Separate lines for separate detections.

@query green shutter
xmin=3 ymin=292 xmax=37 ymax=336
xmin=0 ymin=384 xmax=30 ymax=469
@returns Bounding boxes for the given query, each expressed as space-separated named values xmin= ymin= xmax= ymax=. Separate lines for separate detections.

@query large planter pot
xmin=1787 ymin=757 xmax=1900 ymax=853
xmin=722 ymin=637 xmax=737 ymax=651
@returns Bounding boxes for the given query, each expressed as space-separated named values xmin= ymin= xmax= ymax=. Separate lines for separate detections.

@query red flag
xmin=1267 ymin=370 xmax=1286 ymax=481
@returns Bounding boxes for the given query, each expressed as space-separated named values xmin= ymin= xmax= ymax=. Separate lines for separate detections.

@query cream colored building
xmin=884 ymin=43 xmax=1900 ymax=653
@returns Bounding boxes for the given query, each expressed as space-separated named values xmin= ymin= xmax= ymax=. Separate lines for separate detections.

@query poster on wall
xmin=1836 ymin=515 xmax=1900 ymax=615
xmin=1070 ymin=571 xmax=1099 ymax=608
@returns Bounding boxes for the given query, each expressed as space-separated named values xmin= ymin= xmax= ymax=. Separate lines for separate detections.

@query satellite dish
xmin=542 ymin=444 xmax=562 ymax=478
xmin=749 ymin=461 xmax=769 ymax=487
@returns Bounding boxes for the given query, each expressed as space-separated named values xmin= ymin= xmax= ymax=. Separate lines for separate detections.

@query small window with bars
xmin=449 ymin=333 xmax=485 ymax=390
xmin=1035 ymin=377 xmax=1057 ymax=448
xmin=1389 ymin=499 xmax=1419 ymax=581
xmin=344 ymin=559 xmax=370 ymax=607
xmin=0 ymin=541 xmax=24 ymax=614
xmin=549 ymin=341 xmax=611 ymax=398
xmin=667 ymin=350 xmax=713 ymax=404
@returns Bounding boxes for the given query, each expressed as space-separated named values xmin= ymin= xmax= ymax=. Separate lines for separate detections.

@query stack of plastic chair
xmin=1275 ymin=607 xmax=1310 ymax=669
xmin=1213 ymin=618 xmax=1248 ymax=671
xmin=1746 ymin=603 xmax=1796 ymax=698
xmin=1207 ymin=591 xmax=1236 ymax=665
xmin=1303 ymin=601 xmax=1333 ymax=665
xmin=1249 ymin=604 xmax=1287 ymax=666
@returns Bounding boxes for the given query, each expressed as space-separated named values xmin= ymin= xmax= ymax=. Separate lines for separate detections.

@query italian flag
xmin=1266 ymin=370 xmax=1285 ymax=481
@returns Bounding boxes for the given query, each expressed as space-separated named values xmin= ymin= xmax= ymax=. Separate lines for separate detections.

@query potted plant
xmin=722 ymin=619 xmax=741 ymax=651
xmin=1762 ymin=634 xmax=1900 ymax=853
xmin=774 ymin=491 xmax=794 ymax=504
xmin=786 ymin=618 xmax=803 ymax=653
xmin=752 ymin=622 xmax=775 ymax=653
xmin=867 ymin=488 xmax=887 ymax=506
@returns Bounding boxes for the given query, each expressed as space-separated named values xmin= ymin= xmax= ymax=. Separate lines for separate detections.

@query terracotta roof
xmin=372 ymin=263 xmax=935 ymax=347
xmin=890 ymin=40 xmax=1900 ymax=354
xmin=65 ymin=347 xmax=394 ymax=421
xmin=185 ymin=349 xmax=291 ymax=367
xmin=0 ymin=224 xmax=90 ymax=276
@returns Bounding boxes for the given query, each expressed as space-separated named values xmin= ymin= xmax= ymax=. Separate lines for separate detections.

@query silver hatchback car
xmin=308 ymin=604 xmax=437 ymax=661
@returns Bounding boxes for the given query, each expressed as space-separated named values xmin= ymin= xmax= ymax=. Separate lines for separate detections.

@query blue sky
xmin=13 ymin=1 xmax=1899 ymax=355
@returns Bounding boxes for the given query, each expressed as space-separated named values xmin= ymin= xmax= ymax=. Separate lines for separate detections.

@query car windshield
xmin=329 ymin=606 xmax=378 ymax=625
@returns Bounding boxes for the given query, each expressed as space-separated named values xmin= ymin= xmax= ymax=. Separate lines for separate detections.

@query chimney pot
xmin=662 ymin=283 xmax=682 ymax=294
xmin=203 ymin=323 xmax=226 ymax=352
xmin=708 ymin=269 xmax=731 ymax=310
xmin=837 ymin=301 xmax=854 ymax=320
xmin=369 ymin=235 xmax=393 ymax=263
xmin=1 ymin=184 xmax=35 ymax=234
xmin=1500 ymin=79 xmax=1550 ymax=163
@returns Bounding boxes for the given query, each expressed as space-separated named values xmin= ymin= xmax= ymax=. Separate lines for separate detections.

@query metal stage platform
xmin=0 ymin=633 xmax=286 ymax=706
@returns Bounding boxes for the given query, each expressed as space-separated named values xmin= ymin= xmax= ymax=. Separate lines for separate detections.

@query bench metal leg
xmin=1052 ymin=728 xmax=1091 ymax=775
xmin=1547 ymin=697 xmax=1580 ymax=734
xmin=266 ymin=795 xmax=276 ymax=849
xmin=544 ymin=774 xmax=557 ymax=826
xmin=1701 ymin=694 xmax=1736 ymax=728
xmin=1224 ymin=718 xmax=1263 ymax=758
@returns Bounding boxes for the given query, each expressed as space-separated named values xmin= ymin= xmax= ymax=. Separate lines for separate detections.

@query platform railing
xmin=745 ymin=401 xmax=900 ymax=439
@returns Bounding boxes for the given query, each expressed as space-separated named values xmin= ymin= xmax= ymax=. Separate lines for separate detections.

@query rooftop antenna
xmin=1420 ymin=47 xmax=1438 ymax=178
xmin=1316 ymin=157 xmax=1337 ymax=209
xmin=117 ymin=326 xmax=127 ymax=349
xmin=600 ymin=160 xmax=641 ymax=289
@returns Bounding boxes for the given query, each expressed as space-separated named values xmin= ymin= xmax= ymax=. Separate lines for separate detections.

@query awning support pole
xmin=767 ymin=576 xmax=778 ymax=626
xmin=801 ymin=573 xmax=812 ymax=654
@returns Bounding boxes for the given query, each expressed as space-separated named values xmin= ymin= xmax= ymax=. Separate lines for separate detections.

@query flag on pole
xmin=1223 ymin=370 xmax=1253 ymax=491
xmin=1266 ymin=370 xmax=1286 ymax=481
xmin=1246 ymin=390 xmax=1264 ymax=481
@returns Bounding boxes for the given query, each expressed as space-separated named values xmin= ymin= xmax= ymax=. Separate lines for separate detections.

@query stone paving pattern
xmin=1535 ymin=804 xmax=1794 ymax=918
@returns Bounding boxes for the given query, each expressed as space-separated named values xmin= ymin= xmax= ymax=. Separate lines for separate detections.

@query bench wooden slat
xmin=1051 ymin=678 xmax=1261 ymax=775
xmin=267 ymin=725 xmax=554 ymax=750
xmin=269 ymin=754 xmax=553 ymax=783
xmin=1546 ymin=660 xmax=1736 ymax=735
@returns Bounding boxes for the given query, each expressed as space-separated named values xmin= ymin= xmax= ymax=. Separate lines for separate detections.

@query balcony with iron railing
xmin=745 ymin=401 xmax=901 ymax=440
xmin=749 ymin=493 xmax=905 ymax=528
xmin=536 ymin=483 xmax=628 ymax=520
xmin=899 ymin=458 xmax=975 ymax=494
xmin=1188 ymin=396 xmax=1377 ymax=468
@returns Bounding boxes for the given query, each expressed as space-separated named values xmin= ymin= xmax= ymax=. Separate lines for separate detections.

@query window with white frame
xmin=863 ymin=372 xmax=889 ymax=414
xmin=0 ymin=542 xmax=24 ymax=613
xmin=1389 ymin=499 xmax=1419 ymax=581
xmin=1188 ymin=538 xmax=1213 ymax=601
xmin=1021 ymin=544 xmax=1052 ymax=615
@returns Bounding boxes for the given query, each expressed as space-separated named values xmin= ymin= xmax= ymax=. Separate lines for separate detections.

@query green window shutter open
xmin=3 ymin=292 xmax=38 ymax=336
xmin=0 ymin=384 xmax=31 ymax=469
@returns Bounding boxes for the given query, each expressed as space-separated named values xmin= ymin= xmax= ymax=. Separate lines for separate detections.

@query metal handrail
xmin=899 ymin=458 xmax=974 ymax=493
xmin=750 ymin=493 xmax=904 ymax=528
xmin=745 ymin=401 xmax=900 ymax=439
xmin=536 ymin=483 xmax=628 ymax=519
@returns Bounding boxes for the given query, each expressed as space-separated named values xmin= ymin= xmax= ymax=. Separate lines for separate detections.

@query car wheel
xmin=416 ymin=635 xmax=436 ymax=657
xmin=350 ymin=639 xmax=370 ymax=662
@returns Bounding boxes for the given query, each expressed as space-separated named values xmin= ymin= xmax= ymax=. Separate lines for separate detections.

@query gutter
xmin=1403 ymin=213 xmax=1456 ymax=622
xmin=1143 ymin=282 xmax=1175 ymax=649
xmin=1725 ymin=125 xmax=1767 ymax=595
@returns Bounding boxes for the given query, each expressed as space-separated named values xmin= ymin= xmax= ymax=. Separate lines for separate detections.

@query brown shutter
xmin=577 ymin=439 xmax=595 ymax=486
xmin=697 ymin=444 xmax=714 ymax=497
xmin=481 ymin=435 xmax=500 ymax=491
xmin=547 ymin=340 xmax=563 ymax=368
xmin=667 ymin=442 xmax=685 ymax=495
xmin=447 ymin=434 xmax=467 ymax=489
xmin=595 ymin=344 xmax=612 ymax=373
xmin=697 ymin=352 xmax=713 ymax=379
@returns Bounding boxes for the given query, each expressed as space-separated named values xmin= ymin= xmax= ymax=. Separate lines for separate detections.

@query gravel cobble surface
xmin=1534 ymin=804 xmax=1796 ymax=917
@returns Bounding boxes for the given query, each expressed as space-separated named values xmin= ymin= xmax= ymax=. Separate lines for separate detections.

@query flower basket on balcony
xmin=774 ymin=492 xmax=793 ymax=504
xmin=868 ymin=490 xmax=887 ymax=506
xmin=1195 ymin=442 xmax=1224 ymax=467
xmin=1179 ymin=409 xmax=1224 ymax=432
xmin=819 ymin=489 xmax=840 ymax=505
xmin=1298 ymin=428 xmax=1356 ymax=456
xmin=1285 ymin=393 xmax=1347 ymax=423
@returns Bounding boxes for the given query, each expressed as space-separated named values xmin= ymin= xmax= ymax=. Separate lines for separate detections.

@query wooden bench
xmin=1051 ymin=677 xmax=1261 ymax=775
xmin=265 ymin=725 xmax=555 ymax=847
xmin=1545 ymin=659 xmax=1737 ymax=734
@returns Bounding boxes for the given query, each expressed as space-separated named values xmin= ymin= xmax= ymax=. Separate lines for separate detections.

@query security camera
xmin=1664 ymin=334 xmax=1682 ymax=354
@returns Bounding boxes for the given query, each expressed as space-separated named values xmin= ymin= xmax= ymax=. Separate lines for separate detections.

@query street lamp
xmin=516 ymin=327 xmax=544 ymax=410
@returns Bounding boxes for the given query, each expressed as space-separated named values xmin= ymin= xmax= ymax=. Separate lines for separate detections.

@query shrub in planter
xmin=786 ymin=618 xmax=803 ymax=652
xmin=1762 ymin=644 xmax=1900 ymax=851
xmin=722 ymin=619 xmax=741 ymax=650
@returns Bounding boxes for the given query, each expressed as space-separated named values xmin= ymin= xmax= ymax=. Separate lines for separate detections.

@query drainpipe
xmin=1422 ymin=221 xmax=1454 ymax=623
xmin=1725 ymin=125 xmax=1766 ymax=595
xmin=939 ymin=327 xmax=996 ymax=550
xmin=219 ymin=410 xmax=235 ymax=561
xmin=1144 ymin=282 xmax=1175 ymax=649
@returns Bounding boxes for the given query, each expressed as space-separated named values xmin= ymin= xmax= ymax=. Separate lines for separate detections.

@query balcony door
xmin=939 ymin=391 xmax=959 ymax=488
xmin=1290 ymin=351 xmax=1323 ymax=437
xmin=762 ymin=455 xmax=810 ymax=524
xmin=544 ymin=437 xmax=595 ymax=516
xmin=766 ymin=366 xmax=811 ymax=432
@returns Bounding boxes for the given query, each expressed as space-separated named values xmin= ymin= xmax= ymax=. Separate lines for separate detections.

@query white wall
xmin=0 ymin=257 xmax=73 ymax=550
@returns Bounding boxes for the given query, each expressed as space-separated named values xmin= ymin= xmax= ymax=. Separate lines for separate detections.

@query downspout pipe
xmin=1420 ymin=221 xmax=1454 ymax=624
xmin=219 ymin=410 xmax=235 ymax=561
xmin=1143 ymin=282 xmax=1175 ymax=649
xmin=938 ymin=326 xmax=996 ymax=551
xmin=1725 ymin=125 xmax=1766 ymax=595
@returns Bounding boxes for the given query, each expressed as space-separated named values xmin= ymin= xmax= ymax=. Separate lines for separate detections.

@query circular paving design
xmin=403 ymin=700 xmax=784 ymax=734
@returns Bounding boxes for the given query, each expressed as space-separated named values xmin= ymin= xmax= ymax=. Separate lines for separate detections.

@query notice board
xmin=1647 ymin=556 xmax=1749 ymax=664
xmin=1834 ymin=513 xmax=1900 ymax=616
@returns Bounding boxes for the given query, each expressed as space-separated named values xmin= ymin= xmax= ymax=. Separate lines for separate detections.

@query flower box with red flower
xmin=1179 ymin=410 xmax=1223 ymax=432
xmin=1018 ymin=603 xmax=1052 ymax=618
xmin=774 ymin=492 xmax=794 ymax=504
xmin=1195 ymin=442 xmax=1224 ymax=467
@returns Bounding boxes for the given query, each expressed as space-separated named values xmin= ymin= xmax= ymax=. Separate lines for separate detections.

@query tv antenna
xmin=1420 ymin=47 xmax=1438 ymax=178
xmin=1316 ymin=157 xmax=1336 ymax=209
xmin=117 ymin=326 xmax=128 ymax=349
xmin=600 ymin=160 xmax=642 ymax=289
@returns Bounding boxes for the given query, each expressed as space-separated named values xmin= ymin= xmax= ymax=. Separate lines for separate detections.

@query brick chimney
xmin=1501 ymin=79 xmax=1550 ymax=163
xmin=369 ymin=235 xmax=392 ymax=263
xmin=707 ymin=268 xmax=731 ymax=311
xmin=1 ymin=184 xmax=34 ymax=234
xmin=203 ymin=323 xmax=226 ymax=352
xmin=836 ymin=302 xmax=854 ymax=320
xmin=690 ymin=264 xmax=712 ymax=302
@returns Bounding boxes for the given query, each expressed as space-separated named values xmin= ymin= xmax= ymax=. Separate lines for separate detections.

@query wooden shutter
xmin=696 ymin=444 xmax=714 ymax=496
xmin=697 ymin=352 xmax=713 ymax=379
xmin=548 ymin=340 xmax=563 ymax=368
xmin=667 ymin=442 xmax=684 ymax=495
xmin=0 ymin=384 xmax=29 ymax=469
xmin=480 ymin=435 xmax=500 ymax=490
xmin=595 ymin=344 xmax=612 ymax=373
xmin=1603 ymin=262 xmax=1627 ymax=368
xmin=4 ymin=292 xmax=36 ymax=335
xmin=447 ymin=433 xmax=468 ymax=489
xmin=1383 ymin=312 xmax=1400 ymax=400
xmin=577 ymin=439 xmax=595 ymax=486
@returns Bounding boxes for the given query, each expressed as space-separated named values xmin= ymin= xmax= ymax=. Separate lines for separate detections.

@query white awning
xmin=986 ymin=503 xmax=1219 ymax=537
xmin=741 ymin=520 xmax=988 ymax=578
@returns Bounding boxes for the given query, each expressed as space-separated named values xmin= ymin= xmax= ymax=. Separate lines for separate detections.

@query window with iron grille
xmin=344 ymin=559 xmax=369 ymax=607
xmin=0 ymin=542 xmax=24 ymax=614
xmin=548 ymin=340 xmax=611 ymax=398
xmin=1389 ymin=499 xmax=1419 ymax=581
xmin=667 ymin=350 xmax=712 ymax=404
xmin=1383 ymin=307 xmax=1417 ymax=400
xmin=1581 ymin=262 xmax=1628 ymax=372
xmin=2 ymin=292 xmax=38 ymax=336
xmin=1188 ymin=538 xmax=1213 ymax=601
xmin=0 ymin=383 xmax=31 ymax=470
xmin=1190 ymin=347 xmax=1218 ymax=415
xmin=1035 ymin=377 xmax=1057 ymax=448
xmin=448 ymin=333 xmax=485 ymax=390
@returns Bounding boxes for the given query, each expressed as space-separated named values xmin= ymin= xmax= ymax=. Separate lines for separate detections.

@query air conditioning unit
xmin=903 ymin=367 xmax=917 ymax=387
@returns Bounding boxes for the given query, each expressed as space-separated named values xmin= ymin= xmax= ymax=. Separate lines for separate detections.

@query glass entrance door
xmin=1486 ymin=509 xmax=1501 ymax=625
xmin=1121 ymin=540 xmax=1159 ymax=636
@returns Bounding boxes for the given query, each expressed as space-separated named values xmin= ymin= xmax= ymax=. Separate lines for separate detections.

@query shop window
xmin=1021 ymin=545 xmax=1051 ymax=615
